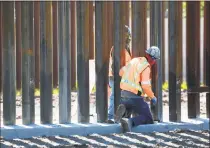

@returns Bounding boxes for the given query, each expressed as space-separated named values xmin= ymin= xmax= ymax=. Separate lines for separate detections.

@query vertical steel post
xmin=131 ymin=1 xmax=147 ymax=57
xmin=95 ymin=1 xmax=109 ymax=122
xmin=52 ymin=2 xmax=58 ymax=88
xmin=95 ymin=1 xmax=102 ymax=119
xmin=40 ymin=1 xmax=53 ymax=124
xmin=21 ymin=2 xmax=35 ymax=124
xmin=3 ymin=1 xmax=16 ymax=125
xmin=150 ymin=1 xmax=163 ymax=122
xmin=106 ymin=2 xmax=113 ymax=107
xmin=89 ymin=2 xmax=94 ymax=59
xmin=70 ymin=1 xmax=76 ymax=90
xmin=0 ymin=2 xmax=2 ymax=93
xmin=107 ymin=2 xmax=113 ymax=50
xmin=161 ymin=2 xmax=166 ymax=83
xmin=168 ymin=1 xmax=182 ymax=122
xmin=103 ymin=1 xmax=108 ymax=121
xmin=58 ymin=1 xmax=71 ymax=123
xmin=77 ymin=2 xmax=90 ymax=123
xmin=204 ymin=1 xmax=210 ymax=118
xmin=113 ymin=2 xmax=122 ymax=113
xmin=120 ymin=1 xmax=129 ymax=66
xmin=34 ymin=1 xmax=40 ymax=88
xmin=186 ymin=1 xmax=200 ymax=118
xmin=15 ymin=2 xmax=22 ymax=90
xmin=124 ymin=1 xmax=130 ymax=27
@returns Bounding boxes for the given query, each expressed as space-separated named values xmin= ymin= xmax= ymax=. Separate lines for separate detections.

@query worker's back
xmin=119 ymin=57 xmax=150 ymax=95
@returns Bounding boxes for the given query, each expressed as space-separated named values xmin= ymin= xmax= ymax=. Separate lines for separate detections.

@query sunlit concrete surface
xmin=1 ymin=118 xmax=209 ymax=140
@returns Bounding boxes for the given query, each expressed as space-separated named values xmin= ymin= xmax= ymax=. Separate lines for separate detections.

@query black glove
xmin=137 ymin=91 xmax=142 ymax=96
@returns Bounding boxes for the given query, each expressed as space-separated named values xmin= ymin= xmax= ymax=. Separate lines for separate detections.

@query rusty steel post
xmin=150 ymin=1 xmax=163 ymax=122
xmin=52 ymin=2 xmax=58 ymax=88
xmin=58 ymin=1 xmax=71 ymax=123
xmin=34 ymin=1 xmax=40 ymax=88
xmin=77 ymin=2 xmax=90 ymax=123
xmin=124 ymin=1 xmax=130 ymax=27
xmin=106 ymin=2 xmax=113 ymax=106
xmin=120 ymin=1 xmax=130 ymax=66
xmin=71 ymin=1 xmax=76 ymax=90
xmin=3 ymin=1 xmax=16 ymax=125
xmin=168 ymin=1 xmax=182 ymax=122
xmin=95 ymin=1 xmax=109 ymax=122
xmin=131 ymin=1 xmax=147 ymax=57
xmin=102 ymin=1 xmax=108 ymax=122
xmin=21 ymin=2 xmax=35 ymax=125
xmin=40 ymin=1 xmax=53 ymax=124
xmin=204 ymin=1 xmax=210 ymax=118
xmin=107 ymin=2 xmax=113 ymax=51
xmin=0 ymin=2 xmax=2 ymax=93
xmin=204 ymin=3 xmax=207 ymax=87
xmin=186 ymin=1 xmax=200 ymax=118
xmin=113 ymin=2 xmax=123 ymax=113
xmin=89 ymin=2 xmax=94 ymax=59
xmin=15 ymin=2 xmax=22 ymax=90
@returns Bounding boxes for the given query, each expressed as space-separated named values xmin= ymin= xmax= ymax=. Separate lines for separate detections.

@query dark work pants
xmin=120 ymin=90 xmax=153 ymax=126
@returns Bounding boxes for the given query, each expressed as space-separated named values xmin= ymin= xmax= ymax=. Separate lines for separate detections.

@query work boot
xmin=120 ymin=118 xmax=133 ymax=133
xmin=114 ymin=104 xmax=126 ymax=123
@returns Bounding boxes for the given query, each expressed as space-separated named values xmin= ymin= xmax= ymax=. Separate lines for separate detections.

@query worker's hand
xmin=151 ymin=97 xmax=157 ymax=107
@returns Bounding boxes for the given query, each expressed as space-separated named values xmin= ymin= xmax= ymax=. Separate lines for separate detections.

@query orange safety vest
xmin=109 ymin=46 xmax=131 ymax=77
xmin=120 ymin=57 xmax=150 ymax=95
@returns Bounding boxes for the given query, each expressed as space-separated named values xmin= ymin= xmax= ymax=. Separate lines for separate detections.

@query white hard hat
xmin=145 ymin=46 xmax=160 ymax=59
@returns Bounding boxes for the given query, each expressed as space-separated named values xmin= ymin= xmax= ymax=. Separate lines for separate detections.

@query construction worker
xmin=107 ymin=25 xmax=132 ymax=123
xmin=114 ymin=46 xmax=160 ymax=132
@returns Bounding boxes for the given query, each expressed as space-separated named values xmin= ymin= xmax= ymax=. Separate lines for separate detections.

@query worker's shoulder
xmin=132 ymin=57 xmax=150 ymax=70
xmin=139 ymin=57 xmax=148 ymax=61
xmin=132 ymin=56 xmax=147 ymax=62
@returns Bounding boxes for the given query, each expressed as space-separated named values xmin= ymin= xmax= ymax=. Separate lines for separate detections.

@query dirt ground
xmin=0 ymin=129 xmax=209 ymax=148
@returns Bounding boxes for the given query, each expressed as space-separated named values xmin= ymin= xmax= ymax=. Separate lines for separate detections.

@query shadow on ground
xmin=0 ymin=129 xmax=209 ymax=148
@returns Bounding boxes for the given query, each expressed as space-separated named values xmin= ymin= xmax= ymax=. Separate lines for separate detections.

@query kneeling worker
xmin=114 ymin=46 xmax=160 ymax=132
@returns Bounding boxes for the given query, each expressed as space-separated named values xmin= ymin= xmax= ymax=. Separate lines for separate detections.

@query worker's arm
xmin=125 ymin=50 xmax=132 ymax=65
xmin=119 ymin=66 xmax=125 ymax=77
xmin=120 ymin=49 xmax=132 ymax=68
xmin=140 ymin=67 xmax=155 ymax=99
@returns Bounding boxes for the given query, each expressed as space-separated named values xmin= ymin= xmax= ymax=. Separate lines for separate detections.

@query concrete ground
xmin=1 ymin=129 xmax=209 ymax=148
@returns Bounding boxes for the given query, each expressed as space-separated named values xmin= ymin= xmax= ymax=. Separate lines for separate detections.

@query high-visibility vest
xmin=120 ymin=57 xmax=150 ymax=95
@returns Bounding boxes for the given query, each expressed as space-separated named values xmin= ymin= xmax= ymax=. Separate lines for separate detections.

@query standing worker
xmin=114 ymin=46 xmax=160 ymax=132
xmin=107 ymin=25 xmax=132 ymax=123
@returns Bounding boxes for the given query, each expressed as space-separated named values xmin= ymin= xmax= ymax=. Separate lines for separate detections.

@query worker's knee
xmin=131 ymin=114 xmax=153 ymax=126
